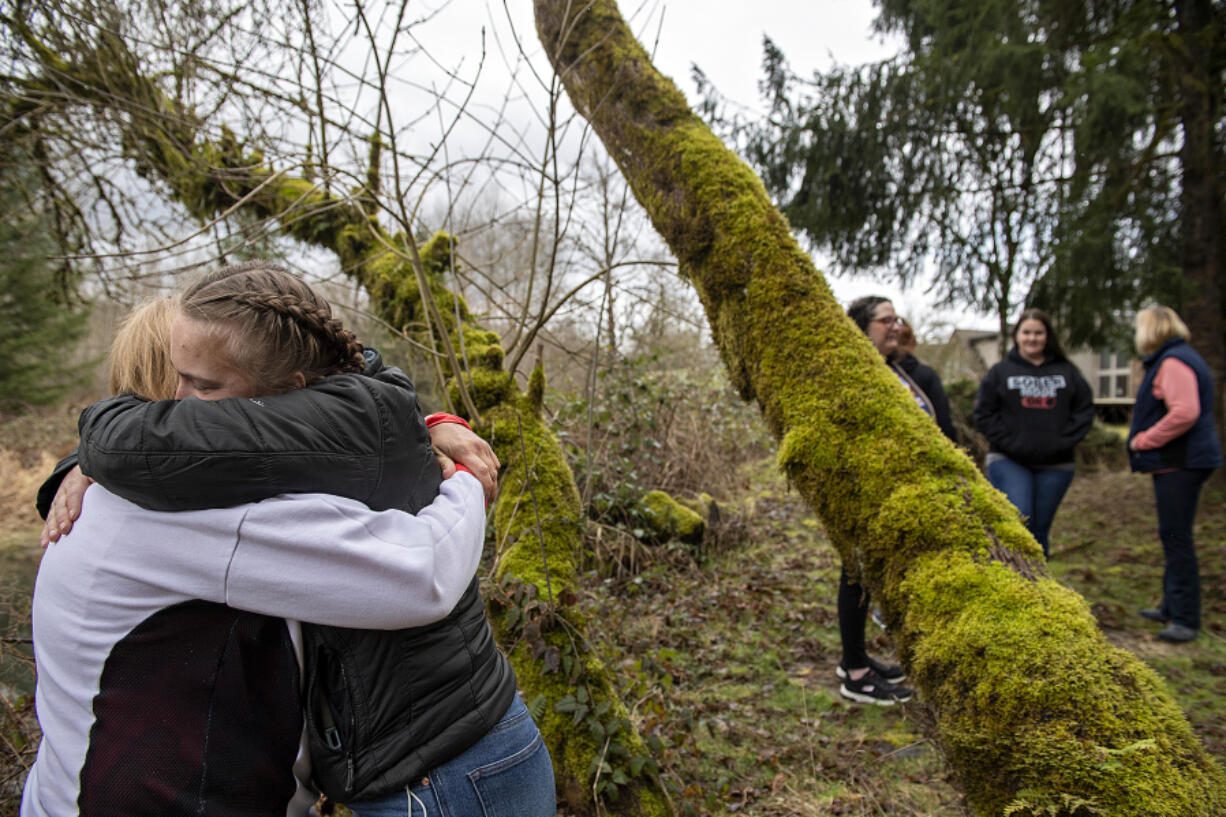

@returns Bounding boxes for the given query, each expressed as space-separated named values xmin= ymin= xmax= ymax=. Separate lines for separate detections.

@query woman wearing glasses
xmin=831 ymin=296 xmax=932 ymax=705
xmin=973 ymin=308 xmax=1094 ymax=559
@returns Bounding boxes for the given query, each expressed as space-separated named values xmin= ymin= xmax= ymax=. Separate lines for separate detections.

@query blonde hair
xmin=179 ymin=261 xmax=365 ymax=394
xmin=108 ymin=298 xmax=178 ymax=400
xmin=1134 ymin=305 xmax=1191 ymax=357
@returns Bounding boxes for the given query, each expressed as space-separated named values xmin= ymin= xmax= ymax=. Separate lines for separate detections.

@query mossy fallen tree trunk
xmin=482 ymin=370 xmax=672 ymax=816
xmin=9 ymin=25 xmax=670 ymax=816
xmin=533 ymin=1 xmax=1226 ymax=814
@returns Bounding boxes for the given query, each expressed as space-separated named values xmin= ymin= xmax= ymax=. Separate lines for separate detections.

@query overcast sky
xmin=645 ymin=1 xmax=995 ymax=330
xmin=427 ymin=0 xmax=995 ymax=332
xmin=649 ymin=0 xmax=894 ymax=110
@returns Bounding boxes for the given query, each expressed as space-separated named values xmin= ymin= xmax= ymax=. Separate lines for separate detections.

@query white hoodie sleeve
xmin=223 ymin=471 xmax=487 ymax=628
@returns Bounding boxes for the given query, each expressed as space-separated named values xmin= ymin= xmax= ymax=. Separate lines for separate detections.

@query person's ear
xmin=290 ymin=371 xmax=306 ymax=390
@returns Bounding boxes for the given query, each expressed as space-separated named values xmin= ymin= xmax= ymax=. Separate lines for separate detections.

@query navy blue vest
xmin=1128 ymin=338 xmax=1222 ymax=472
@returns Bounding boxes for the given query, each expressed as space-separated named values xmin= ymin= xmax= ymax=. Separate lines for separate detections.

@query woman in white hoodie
xmin=23 ymin=286 xmax=490 ymax=817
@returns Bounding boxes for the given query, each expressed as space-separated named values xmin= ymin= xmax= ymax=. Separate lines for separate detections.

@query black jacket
xmin=64 ymin=352 xmax=516 ymax=801
xmin=38 ymin=354 xmax=439 ymax=516
xmin=896 ymin=352 xmax=957 ymax=443
xmin=973 ymin=348 xmax=1094 ymax=467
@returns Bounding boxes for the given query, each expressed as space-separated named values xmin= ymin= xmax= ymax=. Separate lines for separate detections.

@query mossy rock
xmin=640 ymin=489 xmax=704 ymax=545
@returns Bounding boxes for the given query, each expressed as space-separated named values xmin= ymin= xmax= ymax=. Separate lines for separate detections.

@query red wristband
xmin=425 ymin=412 xmax=471 ymax=430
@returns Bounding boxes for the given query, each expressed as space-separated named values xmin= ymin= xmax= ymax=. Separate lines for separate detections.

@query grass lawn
xmin=1 ymin=404 xmax=1222 ymax=816
xmin=580 ymin=462 xmax=1226 ymax=816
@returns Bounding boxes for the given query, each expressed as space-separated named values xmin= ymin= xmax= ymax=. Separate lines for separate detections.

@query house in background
xmin=922 ymin=329 xmax=1139 ymax=422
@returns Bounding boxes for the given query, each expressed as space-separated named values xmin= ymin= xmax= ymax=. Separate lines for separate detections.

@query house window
xmin=1094 ymin=348 xmax=1134 ymax=401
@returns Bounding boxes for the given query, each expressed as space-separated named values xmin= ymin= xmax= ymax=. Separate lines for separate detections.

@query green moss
xmin=537 ymin=1 xmax=1226 ymax=813
xmin=420 ymin=231 xmax=458 ymax=279
xmin=460 ymin=328 xmax=505 ymax=369
xmin=486 ymin=393 xmax=582 ymax=588
xmin=640 ymin=490 xmax=705 ymax=545
xmin=335 ymin=220 xmax=381 ymax=269
xmin=527 ymin=364 xmax=546 ymax=414
xmin=452 ymin=369 xmax=514 ymax=417
xmin=678 ymin=492 xmax=716 ymax=520
xmin=898 ymin=550 xmax=1221 ymax=815
xmin=484 ymin=393 xmax=671 ymax=815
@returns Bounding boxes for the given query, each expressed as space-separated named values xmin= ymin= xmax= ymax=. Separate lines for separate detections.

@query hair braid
xmin=180 ymin=261 xmax=366 ymax=393
xmin=227 ymin=290 xmax=365 ymax=377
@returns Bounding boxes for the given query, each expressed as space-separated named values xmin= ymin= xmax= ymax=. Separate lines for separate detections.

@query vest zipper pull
xmin=325 ymin=726 xmax=342 ymax=751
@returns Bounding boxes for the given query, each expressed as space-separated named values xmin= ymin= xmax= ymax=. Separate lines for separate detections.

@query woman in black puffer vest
xmin=64 ymin=262 xmax=556 ymax=816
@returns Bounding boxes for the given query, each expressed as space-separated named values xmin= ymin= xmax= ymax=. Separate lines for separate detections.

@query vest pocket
xmin=304 ymin=638 xmax=361 ymax=797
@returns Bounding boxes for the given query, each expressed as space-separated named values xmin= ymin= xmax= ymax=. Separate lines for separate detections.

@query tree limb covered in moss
xmin=481 ymin=373 xmax=674 ymax=816
xmin=4 ymin=18 xmax=670 ymax=814
xmin=532 ymin=1 xmax=1226 ymax=814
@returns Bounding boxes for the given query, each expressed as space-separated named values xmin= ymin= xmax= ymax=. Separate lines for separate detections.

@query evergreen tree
xmin=0 ymin=175 xmax=90 ymax=412
xmin=717 ymin=0 xmax=1223 ymax=370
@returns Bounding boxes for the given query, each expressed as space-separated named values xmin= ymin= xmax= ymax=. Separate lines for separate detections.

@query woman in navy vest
xmin=1128 ymin=306 xmax=1223 ymax=643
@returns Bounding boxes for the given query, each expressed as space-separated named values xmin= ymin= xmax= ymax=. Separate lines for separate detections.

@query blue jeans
xmin=987 ymin=457 xmax=1075 ymax=558
xmin=347 ymin=695 xmax=555 ymax=817
xmin=1152 ymin=468 xmax=1212 ymax=630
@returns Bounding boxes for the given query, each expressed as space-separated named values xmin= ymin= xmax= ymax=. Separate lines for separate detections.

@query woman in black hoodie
xmin=973 ymin=309 xmax=1094 ymax=558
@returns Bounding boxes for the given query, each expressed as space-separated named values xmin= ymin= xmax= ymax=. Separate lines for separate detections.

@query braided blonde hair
xmin=179 ymin=261 xmax=365 ymax=394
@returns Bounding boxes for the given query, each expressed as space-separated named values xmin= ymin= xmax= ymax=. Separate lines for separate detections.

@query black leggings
xmin=838 ymin=567 xmax=870 ymax=669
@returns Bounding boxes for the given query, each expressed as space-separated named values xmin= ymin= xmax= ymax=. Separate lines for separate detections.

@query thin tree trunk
xmin=1176 ymin=0 xmax=1226 ymax=457
xmin=533 ymin=1 xmax=1226 ymax=814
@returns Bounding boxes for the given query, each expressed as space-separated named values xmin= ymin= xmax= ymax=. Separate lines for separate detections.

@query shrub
xmin=552 ymin=353 xmax=771 ymax=574
xmin=1076 ymin=422 xmax=1128 ymax=471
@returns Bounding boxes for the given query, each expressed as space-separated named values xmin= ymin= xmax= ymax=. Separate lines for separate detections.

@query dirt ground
xmin=1 ymin=405 xmax=1223 ymax=816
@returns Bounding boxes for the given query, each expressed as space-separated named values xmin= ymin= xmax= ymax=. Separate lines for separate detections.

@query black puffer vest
xmin=304 ymin=578 xmax=514 ymax=799
xmin=71 ymin=352 xmax=517 ymax=801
